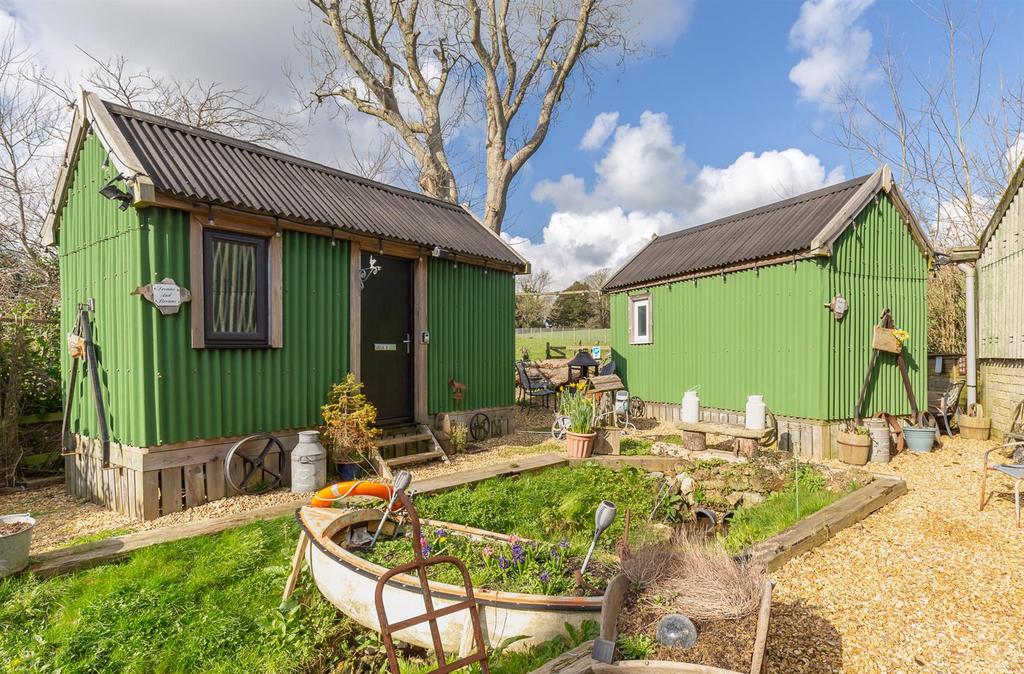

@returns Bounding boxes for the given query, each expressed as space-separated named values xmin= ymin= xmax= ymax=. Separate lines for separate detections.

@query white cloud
xmin=579 ymin=112 xmax=619 ymax=151
xmin=691 ymin=149 xmax=847 ymax=223
xmin=788 ymin=0 xmax=876 ymax=106
xmin=628 ymin=0 xmax=695 ymax=47
xmin=522 ymin=111 xmax=846 ymax=287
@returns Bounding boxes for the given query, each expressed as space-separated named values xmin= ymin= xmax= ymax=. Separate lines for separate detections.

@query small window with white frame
xmin=629 ymin=294 xmax=652 ymax=345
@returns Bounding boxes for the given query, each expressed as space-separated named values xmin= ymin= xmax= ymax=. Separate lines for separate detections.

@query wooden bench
xmin=675 ymin=420 xmax=773 ymax=457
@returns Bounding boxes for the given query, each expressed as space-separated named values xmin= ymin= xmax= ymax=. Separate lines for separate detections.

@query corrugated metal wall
xmin=142 ymin=217 xmax=350 ymax=446
xmin=978 ymin=184 xmax=1024 ymax=360
xmin=609 ymin=193 xmax=927 ymax=421
xmin=60 ymin=135 xmax=155 ymax=446
xmin=428 ymin=259 xmax=514 ymax=413
xmin=610 ymin=261 xmax=829 ymax=418
xmin=825 ymin=194 xmax=927 ymax=419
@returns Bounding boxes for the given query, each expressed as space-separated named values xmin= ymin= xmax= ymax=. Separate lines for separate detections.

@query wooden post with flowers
xmin=854 ymin=308 xmax=918 ymax=424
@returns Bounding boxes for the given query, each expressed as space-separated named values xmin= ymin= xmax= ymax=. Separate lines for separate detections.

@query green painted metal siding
xmin=60 ymin=135 xmax=154 ymax=446
xmin=609 ymin=194 xmax=927 ymax=421
xmin=609 ymin=261 xmax=830 ymax=418
xmin=141 ymin=214 xmax=350 ymax=446
xmin=825 ymin=195 xmax=927 ymax=419
xmin=428 ymin=259 xmax=514 ymax=414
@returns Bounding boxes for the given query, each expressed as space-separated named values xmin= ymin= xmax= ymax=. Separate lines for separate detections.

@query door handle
xmin=403 ymin=333 xmax=411 ymax=354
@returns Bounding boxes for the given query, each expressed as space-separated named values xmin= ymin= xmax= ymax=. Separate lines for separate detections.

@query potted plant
xmin=321 ymin=373 xmax=380 ymax=480
xmin=836 ymin=425 xmax=871 ymax=465
xmin=558 ymin=383 xmax=596 ymax=458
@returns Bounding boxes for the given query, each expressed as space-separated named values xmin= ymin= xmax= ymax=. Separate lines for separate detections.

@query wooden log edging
xmin=744 ymin=474 xmax=907 ymax=571
xmin=22 ymin=453 xmax=569 ymax=579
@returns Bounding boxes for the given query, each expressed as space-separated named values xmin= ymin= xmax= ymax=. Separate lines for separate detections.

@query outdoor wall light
xmin=98 ymin=175 xmax=132 ymax=211
xmin=580 ymin=500 xmax=617 ymax=575
xmin=431 ymin=246 xmax=451 ymax=259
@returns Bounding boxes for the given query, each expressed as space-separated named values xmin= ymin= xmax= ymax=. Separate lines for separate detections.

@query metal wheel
xmin=628 ymin=396 xmax=646 ymax=420
xmin=224 ymin=434 xmax=284 ymax=494
xmin=469 ymin=413 xmax=490 ymax=441
xmin=551 ymin=415 xmax=570 ymax=441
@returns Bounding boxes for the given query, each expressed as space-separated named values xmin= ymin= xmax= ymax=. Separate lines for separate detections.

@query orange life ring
xmin=310 ymin=480 xmax=398 ymax=508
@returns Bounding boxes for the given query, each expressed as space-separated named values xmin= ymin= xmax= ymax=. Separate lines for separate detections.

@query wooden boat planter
xmin=296 ymin=506 xmax=602 ymax=652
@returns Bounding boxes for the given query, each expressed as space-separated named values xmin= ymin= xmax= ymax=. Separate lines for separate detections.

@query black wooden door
xmin=360 ymin=253 xmax=413 ymax=426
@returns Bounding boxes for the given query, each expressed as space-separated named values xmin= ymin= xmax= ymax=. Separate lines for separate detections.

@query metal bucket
xmin=0 ymin=513 xmax=35 ymax=577
xmin=863 ymin=418 xmax=891 ymax=463
xmin=903 ymin=427 xmax=936 ymax=453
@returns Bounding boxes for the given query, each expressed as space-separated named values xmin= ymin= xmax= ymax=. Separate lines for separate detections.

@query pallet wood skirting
xmin=432 ymin=406 xmax=516 ymax=438
xmin=643 ymin=402 xmax=848 ymax=460
xmin=30 ymin=452 xmax=568 ymax=578
xmin=65 ymin=431 xmax=303 ymax=521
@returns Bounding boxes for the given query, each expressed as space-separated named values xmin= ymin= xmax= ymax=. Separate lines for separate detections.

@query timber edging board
xmin=24 ymin=453 xmax=568 ymax=578
xmin=745 ymin=474 xmax=907 ymax=571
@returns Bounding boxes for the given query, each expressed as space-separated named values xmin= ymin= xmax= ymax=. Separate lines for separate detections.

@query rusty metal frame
xmin=374 ymin=489 xmax=490 ymax=674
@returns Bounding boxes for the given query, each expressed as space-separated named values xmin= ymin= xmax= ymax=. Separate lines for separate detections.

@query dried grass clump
xmin=619 ymin=541 xmax=681 ymax=587
xmin=651 ymin=530 xmax=765 ymax=621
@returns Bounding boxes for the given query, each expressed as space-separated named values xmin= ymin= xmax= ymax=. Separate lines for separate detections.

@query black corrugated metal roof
xmin=102 ymin=101 xmax=524 ymax=267
xmin=603 ymin=175 xmax=873 ymax=290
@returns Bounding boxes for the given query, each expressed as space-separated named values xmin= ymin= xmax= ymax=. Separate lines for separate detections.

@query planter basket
xmin=565 ymin=431 xmax=596 ymax=459
xmin=959 ymin=404 xmax=991 ymax=441
xmin=836 ymin=432 xmax=871 ymax=465
xmin=871 ymin=326 xmax=903 ymax=353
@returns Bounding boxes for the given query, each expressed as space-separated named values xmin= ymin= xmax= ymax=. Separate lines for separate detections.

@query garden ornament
xmin=657 ymin=613 xmax=698 ymax=648
xmin=370 ymin=470 xmax=412 ymax=548
xmin=580 ymin=500 xmax=617 ymax=575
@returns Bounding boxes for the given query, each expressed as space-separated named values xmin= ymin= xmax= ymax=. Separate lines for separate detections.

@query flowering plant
xmin=558 ymin=383 xmax=595 ymax=435
xmin=362 ymin=529 xmax=590 ymax=596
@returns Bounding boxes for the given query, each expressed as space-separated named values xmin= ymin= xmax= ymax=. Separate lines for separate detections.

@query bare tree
xmin=515 ymin=269 xmax=552 ymax=328
xmin=831 ymin=1 xmax=1019 ymax=351
xmin=69 ymin=51 xmax=299 ymax=147
xmin=0 ymin=29 xmax=62 ymax=302
xmin=297 ymin=0 xmax=636 ymax=232
xmin=583 ymin=267 xmax=610 ymax=328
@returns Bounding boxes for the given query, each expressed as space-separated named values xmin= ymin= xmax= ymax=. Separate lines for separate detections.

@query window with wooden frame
xmin=628 ymin=294 xmax=652 ymax=345
xmin=202 ymin=229 xmax=270 ymax=347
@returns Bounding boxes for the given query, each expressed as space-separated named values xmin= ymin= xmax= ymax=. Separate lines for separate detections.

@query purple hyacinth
xmin=539 ymin=570 xmax=550 ymax=583
xmin=497 ymin=556 xmax=511 ymax=570
xmin=511 ymin=542 xmax=525 ymax=565
xmin=419 ymin=535 xmax=431 ymax=557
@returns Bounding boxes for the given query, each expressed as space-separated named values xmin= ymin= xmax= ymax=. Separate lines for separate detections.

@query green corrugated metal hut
xmin=45 ymin=91 xmax=527 ymax=519
xmin=603 ymin=167 xmax=932 ymax=457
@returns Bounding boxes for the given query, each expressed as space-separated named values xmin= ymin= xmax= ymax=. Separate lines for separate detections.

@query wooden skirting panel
xmin=65 ymin=431 xmax=303 ymax=521
xmin=643 ymin=403 xmax=841 ymax=460
xmin=432 ymin=406 xmax=516 ymax=438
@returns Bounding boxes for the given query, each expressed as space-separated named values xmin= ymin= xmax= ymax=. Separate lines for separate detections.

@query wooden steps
xmin=370 ymin=424 xmax=450 ymax=477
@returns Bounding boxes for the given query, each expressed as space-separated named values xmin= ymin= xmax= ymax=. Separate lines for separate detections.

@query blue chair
xmin=515 ymin=361 xmax=556 ymax=408
xmin=980 ymin=441 xmax=1024 ymax=528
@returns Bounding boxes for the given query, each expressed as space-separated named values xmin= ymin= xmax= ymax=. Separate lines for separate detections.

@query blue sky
xmin=7 ymin=0 xmax=1024 ymax=286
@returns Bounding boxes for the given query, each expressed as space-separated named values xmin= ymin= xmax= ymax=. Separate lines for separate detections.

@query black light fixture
xmin=98 ymin=174 xmax=132 ymax=211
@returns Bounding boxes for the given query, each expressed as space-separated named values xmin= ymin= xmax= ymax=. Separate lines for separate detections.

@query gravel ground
xmin=768 ymin=436 xmax=1024 ymax=673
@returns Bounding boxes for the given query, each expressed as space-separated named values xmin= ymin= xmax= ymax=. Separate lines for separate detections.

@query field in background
xmin=515 ymin=328 xmax=610 ymax=360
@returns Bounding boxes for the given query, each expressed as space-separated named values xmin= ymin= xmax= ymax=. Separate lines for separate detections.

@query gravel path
xmin=768 ymin=436 xmax=1024 ymax=673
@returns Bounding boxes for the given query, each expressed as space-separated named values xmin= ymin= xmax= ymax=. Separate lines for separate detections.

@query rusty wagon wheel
xmin=224 ymin=433 xmax=284 ymax=494
xmin=469 ymin=413 xmax=490 ymax=441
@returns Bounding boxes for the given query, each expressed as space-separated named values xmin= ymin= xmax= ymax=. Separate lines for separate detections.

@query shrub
xmin=321 ymin=373 xmax=380 ymax=465
xmin=450 ymin=422 xmax=469 ymax=453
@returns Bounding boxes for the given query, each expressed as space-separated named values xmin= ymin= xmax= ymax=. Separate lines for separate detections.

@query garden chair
xmin=928 ymin=379 xmax=964 ymax=435
xmin=979 ymin=441 xmax=1024 ymax=527
xmin=1006 ymin=400 xmax=1024 ymax=443
xmin=515 ymin=360 xmax=556 ymax=408
xmin=598 ymin=359 xmax=616 ymax=376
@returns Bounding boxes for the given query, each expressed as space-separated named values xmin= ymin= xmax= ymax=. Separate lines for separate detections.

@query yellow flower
xmin=892 ymin=329 xmax=910 ymax=343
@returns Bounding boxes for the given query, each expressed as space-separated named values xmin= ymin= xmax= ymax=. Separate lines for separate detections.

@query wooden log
xmin=681 ymin=430 xmax=707 ymax=452
xmin=748 ymin=580 xmax=775 ymax=674
xmin=736 ymin=438 xmax=757 ymax=458
xmin=281 ymin=531 xmax=308 ymax=602
xmin=676 ymin=421 xmax=766 ymax=440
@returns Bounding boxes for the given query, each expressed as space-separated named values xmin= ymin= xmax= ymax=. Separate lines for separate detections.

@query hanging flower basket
xmin=871 ymin=326 xmax=908 ymax=353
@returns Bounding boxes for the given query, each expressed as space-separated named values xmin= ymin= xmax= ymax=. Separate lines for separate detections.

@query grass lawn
xmin=515 ymin=330 xmax=610 ymax=361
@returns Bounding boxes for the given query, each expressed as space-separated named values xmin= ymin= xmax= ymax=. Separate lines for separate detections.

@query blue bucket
xmin=336 ymin=462 xmax=361 ymax=480
xmin=903 ymin=427 xmax=936 ymax=453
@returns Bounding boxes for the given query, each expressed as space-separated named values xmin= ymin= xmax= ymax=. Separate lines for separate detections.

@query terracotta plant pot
xmin=565 ymin=431 xmax=597 ymax=459
xmin=836 ymin=432 xmax=871 ymax=465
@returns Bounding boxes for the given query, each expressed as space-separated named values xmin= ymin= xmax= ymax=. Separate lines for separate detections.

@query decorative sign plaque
xmin=132 ymin=277 xmax=192 ymax=315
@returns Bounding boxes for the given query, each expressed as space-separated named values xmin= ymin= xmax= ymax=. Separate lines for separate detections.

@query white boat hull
xmin=299 ymin=507 xmax=601 ymax=653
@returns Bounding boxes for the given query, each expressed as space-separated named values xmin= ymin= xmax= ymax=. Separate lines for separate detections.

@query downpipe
xmin=957 ymin=262 xmax=977 ymax=407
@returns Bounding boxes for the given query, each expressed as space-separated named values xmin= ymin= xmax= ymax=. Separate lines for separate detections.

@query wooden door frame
xmin=349 ymin=241 xmax=429 ymax=425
